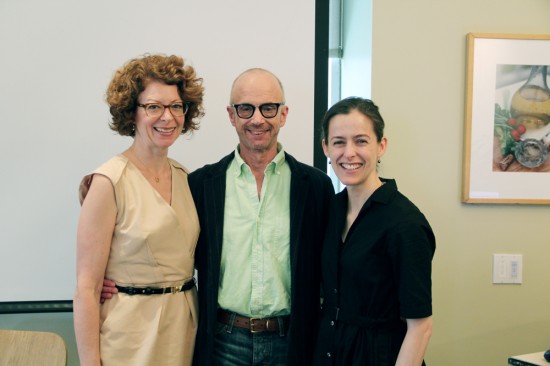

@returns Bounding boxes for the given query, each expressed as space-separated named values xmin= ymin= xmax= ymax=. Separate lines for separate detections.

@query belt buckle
xmin=249 ymin=318 xmax=261 ymax=333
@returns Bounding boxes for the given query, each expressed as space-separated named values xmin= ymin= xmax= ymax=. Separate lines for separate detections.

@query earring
xmin=328 ymin=160 xmax=331 ymax=165
xmin=377 ymin=158 xmax=381 ymax=164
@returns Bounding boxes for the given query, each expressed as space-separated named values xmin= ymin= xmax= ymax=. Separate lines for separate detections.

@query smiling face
xmin=227 ymin=69 xmax=288 ymax=160
xmin=134 ymin=80 xmax=184 ymax=151
xmin=322 ymin=109 xmax=387 ymax=190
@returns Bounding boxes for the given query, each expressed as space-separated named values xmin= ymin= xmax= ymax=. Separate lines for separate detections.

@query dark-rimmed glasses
xmin=231 ymin=103 xmax=285 ymax=119
xmin=138 ymin=102 xmax=188 ymax=117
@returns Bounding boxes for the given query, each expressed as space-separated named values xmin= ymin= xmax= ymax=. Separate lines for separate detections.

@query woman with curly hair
xmin=74 ymin=54 xmax=204 ymax=366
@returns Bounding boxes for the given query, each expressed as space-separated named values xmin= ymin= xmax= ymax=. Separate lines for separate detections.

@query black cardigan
xmin=188 ymin=151 xmax=334 ymax=366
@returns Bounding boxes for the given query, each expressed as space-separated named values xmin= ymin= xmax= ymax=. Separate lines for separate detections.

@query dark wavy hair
xmin=106 ymin=54 xmax=205 ymax=137
xmin=321 ymin=97 xmax=385 ymax=143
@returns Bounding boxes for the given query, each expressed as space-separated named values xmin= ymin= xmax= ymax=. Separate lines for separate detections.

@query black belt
xmin=116 ymin=278 xmax=195 ymax=296
xmin=326 ymin=306 xmax=405 ymax=330
xmin=217 ymin=308 xmax=289 ymax=333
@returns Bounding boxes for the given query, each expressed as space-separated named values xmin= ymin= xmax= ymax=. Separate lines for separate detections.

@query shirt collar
xmin=232 ymin=143 xmax=286 ymax=176
xmin=338 ymin=178 xmax=397 ymax=210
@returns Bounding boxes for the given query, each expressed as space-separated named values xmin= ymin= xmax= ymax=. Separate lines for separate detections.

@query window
xmin=325 ymin=0 xmax=373 ymax=191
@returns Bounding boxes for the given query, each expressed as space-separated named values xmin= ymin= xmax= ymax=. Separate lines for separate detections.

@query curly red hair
xmin=106 ymin=54 xmax=205 ymax=136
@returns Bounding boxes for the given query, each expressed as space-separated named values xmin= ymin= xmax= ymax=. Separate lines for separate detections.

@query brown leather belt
xmin=217 ymin=309 xmax=289 ymax=333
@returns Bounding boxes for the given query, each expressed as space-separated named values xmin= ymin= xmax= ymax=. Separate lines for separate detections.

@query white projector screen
xmin=0 ymin=0 xmax=318 ymax=303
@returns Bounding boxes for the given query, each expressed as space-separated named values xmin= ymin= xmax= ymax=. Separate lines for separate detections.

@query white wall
xmin=0 ymin=0 xmax=316 ymax=303
xmin=371 ymin=0 xmax=550 ymax=364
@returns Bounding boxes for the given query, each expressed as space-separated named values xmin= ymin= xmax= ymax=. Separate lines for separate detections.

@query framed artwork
xmin=463 ymin=33 xmax=550 ymax=204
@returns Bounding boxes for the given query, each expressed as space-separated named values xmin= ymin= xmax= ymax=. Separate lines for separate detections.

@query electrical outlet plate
xmin=492 ymin=254 xmax=523 ymax=284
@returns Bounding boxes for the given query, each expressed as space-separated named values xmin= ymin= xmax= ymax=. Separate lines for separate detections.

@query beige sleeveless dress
xmin=79 ymin=155 xmax=199 ymax=366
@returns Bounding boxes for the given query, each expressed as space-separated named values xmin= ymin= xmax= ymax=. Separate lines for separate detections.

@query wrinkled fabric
xmin=80 ymin=155 xmax=199 ymax=366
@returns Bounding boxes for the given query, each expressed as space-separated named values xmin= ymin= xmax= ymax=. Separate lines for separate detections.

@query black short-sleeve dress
xmin=314 ymin=179 xmax=435 ymax=366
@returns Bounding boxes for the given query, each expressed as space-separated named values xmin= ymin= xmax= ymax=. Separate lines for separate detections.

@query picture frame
xmin=463 ymin=33 xmax=550 ymax=204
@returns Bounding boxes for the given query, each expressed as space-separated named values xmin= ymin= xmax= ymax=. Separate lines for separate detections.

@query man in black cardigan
xmin=189 ymin=68 xmax=334 ymax=365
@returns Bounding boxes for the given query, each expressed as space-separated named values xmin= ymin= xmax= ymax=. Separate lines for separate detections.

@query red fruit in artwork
xmin=507 ymin=118 xmax=518 ymax=126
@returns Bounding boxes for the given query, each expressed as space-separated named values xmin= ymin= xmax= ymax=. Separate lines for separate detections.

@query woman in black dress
xmin=314 ymin=97 xmax=435 ymax=365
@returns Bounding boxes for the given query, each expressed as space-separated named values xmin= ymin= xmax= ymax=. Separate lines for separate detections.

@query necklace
xmin=132 ymin=152 xmax=165 ymax=183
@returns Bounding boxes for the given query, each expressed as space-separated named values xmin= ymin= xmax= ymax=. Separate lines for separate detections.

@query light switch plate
xmin=493 ymin=254 xmax=523 ymax=284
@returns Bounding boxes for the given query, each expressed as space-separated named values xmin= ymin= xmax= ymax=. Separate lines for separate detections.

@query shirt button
xmin=330 ymin=321 xmax=335 ymax=326
xmin=333 ymin=288 xmax=338 ymax=294
xmin=327 ymin=352 xmax=332 ymax=358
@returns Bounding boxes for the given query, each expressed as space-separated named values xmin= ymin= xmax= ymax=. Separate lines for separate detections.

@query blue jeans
xmin=212 ymin=316 xmax=289 ymax=366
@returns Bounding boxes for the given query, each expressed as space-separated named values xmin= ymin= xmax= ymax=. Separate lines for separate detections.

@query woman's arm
xmin=73 ymin=175 xmax=116 ymax=366
xmin=395 ymin=316 xmax=433 ymax=366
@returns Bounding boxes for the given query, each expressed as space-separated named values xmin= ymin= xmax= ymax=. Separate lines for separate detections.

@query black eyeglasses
xmin=231 ymin=103 xmax=285 ymax=119
xmin=138 ymin=102 xmax=188 ymax=117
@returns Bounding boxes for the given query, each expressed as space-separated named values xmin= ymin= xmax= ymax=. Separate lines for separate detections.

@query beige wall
xmin=372 ymin=1 xmax=550 ymax=364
